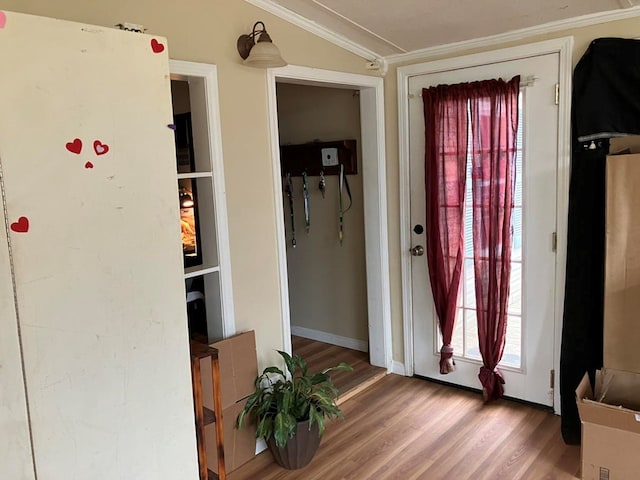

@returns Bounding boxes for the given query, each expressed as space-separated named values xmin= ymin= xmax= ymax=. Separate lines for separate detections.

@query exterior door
xmin=410 ymin=53 xmax=559 ymax=406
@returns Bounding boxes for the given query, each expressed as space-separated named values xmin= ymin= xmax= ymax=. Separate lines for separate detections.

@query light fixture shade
xmin=243 ymin=38 xmax=287 ymax=68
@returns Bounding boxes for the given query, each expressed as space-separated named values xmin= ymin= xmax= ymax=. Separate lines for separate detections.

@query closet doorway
xmin=276 ymin=82 xmax=384 ymax=396
xmin=266 ymin=66 xmax=393 ymax=392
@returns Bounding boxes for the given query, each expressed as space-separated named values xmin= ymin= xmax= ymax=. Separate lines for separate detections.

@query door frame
xmin=266 ymin=65 xmax=392 ymax=371
xmin=397 ymin=37 xmax=573 ymax=412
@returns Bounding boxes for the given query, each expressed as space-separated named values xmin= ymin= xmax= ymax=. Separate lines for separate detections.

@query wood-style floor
xmin=291 ymin=336 xmax=387 ymax=403
xmin=228 ymin=374 xmax=581 ymax=480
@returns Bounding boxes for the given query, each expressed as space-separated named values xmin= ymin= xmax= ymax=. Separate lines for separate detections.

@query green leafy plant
xmin=237 ymin=350 xmax=352 ymax=448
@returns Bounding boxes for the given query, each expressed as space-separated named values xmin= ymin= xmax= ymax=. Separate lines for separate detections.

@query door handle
xmin=411 ymin=245 xmax=425 ymax=256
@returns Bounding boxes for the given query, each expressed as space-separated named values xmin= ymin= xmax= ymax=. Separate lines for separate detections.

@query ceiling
xmin=250 ymin=0 xmax=640 ymax=60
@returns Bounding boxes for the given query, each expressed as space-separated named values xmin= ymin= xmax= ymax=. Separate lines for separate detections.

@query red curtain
xmin=469 ymin=76 xmax=520 ymax=401
xmin=422 ymin=84 xmax=469 ymax=374
xmin=422 ymin=77 xmax=520 ymax=397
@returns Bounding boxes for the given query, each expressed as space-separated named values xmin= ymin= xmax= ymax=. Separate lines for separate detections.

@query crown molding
xmin=385 ymin=6 xmax=640 ymax=65
xmin=244 ymin=0 xmax=383 ymax=61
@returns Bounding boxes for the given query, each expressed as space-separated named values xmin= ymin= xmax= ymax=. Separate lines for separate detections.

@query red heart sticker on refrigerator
xmin=150 ymin=38 xmax=165 ymax=53
xmin=93 ymin=140 xmax=109 ymax=156
xmin=65 ymin=138 xmax=83 ymax=154
xmin=10 ymin=216 xmax=29 ymax=233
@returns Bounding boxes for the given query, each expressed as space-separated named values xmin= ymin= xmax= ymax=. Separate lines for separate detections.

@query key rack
xmin=280 ymin=139 xmax=357 ymax=176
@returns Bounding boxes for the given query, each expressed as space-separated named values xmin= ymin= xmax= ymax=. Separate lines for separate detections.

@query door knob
xmin=411 ymin=245 xmax=425 ymax=256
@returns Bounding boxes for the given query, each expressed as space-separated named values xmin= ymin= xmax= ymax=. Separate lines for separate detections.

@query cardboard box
xmin=604 ymin=154 xmax=640 ymax=373
xmin=200 ymin=330 xmax=258 ymax=474
xmin=205 ymin=400 xmax=257 ymax=474
xmin=575 ymin=155 xmax=640 ymax=479
xmin=609 ymin=136 xmax=640 ymax=155
xmin=576 ymin=369 xmax=640 ymax=479
xmin=202 ymin=330 xmax=258 ymax=410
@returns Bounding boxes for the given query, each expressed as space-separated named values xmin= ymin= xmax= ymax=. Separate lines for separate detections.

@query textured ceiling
xmin=269 ymin=0 xmax=639 ymax=57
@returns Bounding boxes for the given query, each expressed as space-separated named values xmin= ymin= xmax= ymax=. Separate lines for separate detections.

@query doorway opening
xmin=266 ymin=66 xmax=393 ymax=395
xmin=275 ymin=82 xmax=385 ymax=397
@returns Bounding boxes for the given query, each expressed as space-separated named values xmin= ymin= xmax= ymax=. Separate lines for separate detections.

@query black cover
xmin=561 ymin=37 xmax=640 ymax=444
xmin=560 ymin=140 xmax=607 ymax=445
xmin=573 ymin=38 xmax=640 ymax=142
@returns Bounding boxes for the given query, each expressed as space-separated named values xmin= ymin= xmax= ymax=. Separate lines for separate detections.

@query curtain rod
xmin=408 ymin=75 xmax=537 ymax=99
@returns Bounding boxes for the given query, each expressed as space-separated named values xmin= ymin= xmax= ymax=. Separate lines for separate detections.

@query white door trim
xmin=397 ymin=37 xmax=573 ymax=413
xmin=266 ymin=65 xmax=392 ymax=371
xmin=169 ymin=60 xmax=236 ymax=338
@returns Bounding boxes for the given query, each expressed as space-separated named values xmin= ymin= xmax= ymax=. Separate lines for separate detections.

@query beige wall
xmin=276 ymin=83 xmax=367 ymax=343
xmin=384 ymin=16 xmax=640 ymax=362
xmin=0 ymin=0 xmax=374 ymax=369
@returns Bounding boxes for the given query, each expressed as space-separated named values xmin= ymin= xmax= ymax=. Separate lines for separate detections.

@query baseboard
xmin=390 ymin=360 xmax=406 ymax=376
xmin=291 ymin=325 xmax=368 ymax=352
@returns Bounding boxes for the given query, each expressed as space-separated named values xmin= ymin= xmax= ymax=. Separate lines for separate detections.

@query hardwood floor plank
xmin=229 ymin=372 xmax=579 ymax=480
xmin=519 ymin=425 xmax=581 ymax=480
xmin=460 ymin=407 xmax=540 ymax=479
xmin=421 ymin=405 xmax=525 ymax=479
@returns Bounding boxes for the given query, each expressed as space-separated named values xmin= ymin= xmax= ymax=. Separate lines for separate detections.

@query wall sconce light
xmin=237 ymin=21 xmax=287 ymax=68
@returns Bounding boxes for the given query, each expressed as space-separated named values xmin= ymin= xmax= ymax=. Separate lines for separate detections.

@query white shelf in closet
xmin=178 ymin=171 xmax=213 ymax=180
xmin=184 ymin=264 xmax=221 ymax=279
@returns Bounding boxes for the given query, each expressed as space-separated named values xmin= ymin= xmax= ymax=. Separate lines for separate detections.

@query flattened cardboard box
xmin=576 ymin=155 xmax=640 ymax=480
xmin=205 ymin=400 xmax=256 ymax=474
xmin=200 ymin=331 xmax=258 ymax=473
xmin=201 ymin=330 xmax=258 ymax=410
xmin=604 ymin=154 xmax=640 ymax=373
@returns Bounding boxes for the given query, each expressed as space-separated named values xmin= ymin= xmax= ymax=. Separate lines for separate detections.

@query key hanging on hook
xmin=319 ymin=170 xmax=326 ymax=199
xmin=338 ymin=164 xmax=353 ymax=247
xmin=285 ymin=173 xmax=296 ymax=248
xmin=302 ymin=171 xmax=310 ymax=234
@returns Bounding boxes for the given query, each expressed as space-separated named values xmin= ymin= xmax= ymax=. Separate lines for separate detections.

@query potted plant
xmin=237 ymin=350 xmax=352 ymax=469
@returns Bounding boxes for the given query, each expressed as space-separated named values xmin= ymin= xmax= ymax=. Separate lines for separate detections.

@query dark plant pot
xmin=266 ymin=419 xmax=322 ymax=469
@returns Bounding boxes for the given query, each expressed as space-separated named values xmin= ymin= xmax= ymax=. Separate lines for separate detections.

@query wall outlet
xmin=321 ymin=147 xmax=339 ymax=167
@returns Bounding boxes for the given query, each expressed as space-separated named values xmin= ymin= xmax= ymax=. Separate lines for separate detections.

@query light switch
xmin=321 ymin=147 xmax=339 ymax=167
